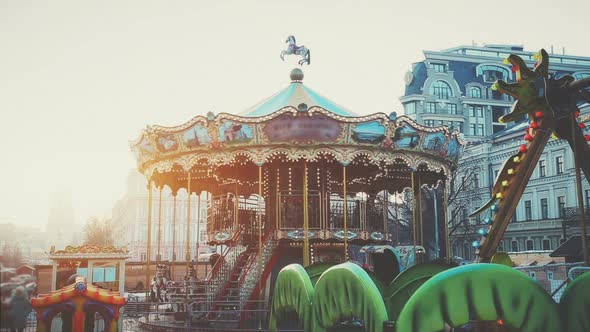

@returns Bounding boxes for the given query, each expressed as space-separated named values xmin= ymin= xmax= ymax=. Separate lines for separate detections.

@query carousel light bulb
xmin=478 ymin=228 xmax=489 ymax=237
xmin=491 ymin=205 xmax=498 ymax=212
xmin=472 ymin=241 xmax=482 ymax=249
xmin=484 ymin=217 xmax=492 ymax=224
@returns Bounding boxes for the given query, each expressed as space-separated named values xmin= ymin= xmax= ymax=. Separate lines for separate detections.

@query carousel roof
xmin=31 ymin=276 xmax=125 ymax=308
xmin=239 ymin=69 xmax=357 ymax=117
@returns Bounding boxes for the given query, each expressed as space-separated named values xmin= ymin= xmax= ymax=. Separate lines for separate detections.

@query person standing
xmin=8 ymin=286 xmax=32 ymax=332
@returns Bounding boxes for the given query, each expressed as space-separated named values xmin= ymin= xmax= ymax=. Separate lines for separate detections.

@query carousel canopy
xmin=31 ymin=276 xmax=125 ymax=308
xmin=131 ymin=69 xmax=465 ymax=194
xmin=239 ymin=69 xmax=357 ymax=117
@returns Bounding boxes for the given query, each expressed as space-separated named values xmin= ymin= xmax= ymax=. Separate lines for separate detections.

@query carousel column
xmin=157 ymin=187 xmax=163 ymax=264
xmin=186 ymin=172 xmax=192 ymax=276
xmin=275 ymin=168 xmax=280 ymax=233
xmin=196 ymin=191 xmax=201 ymax=279
xmin=303 ymin=161 xmax=310 ymax=266
xmin=411 ymin=172 xmax=417 ymax=256
xmin=444 ymin=178 xmax=451 ymax=263
xmin=343 ymin=164 xmax=348 ymax=261
xmin=146 ymin=180 xmax=153 ymax=298
xmin=383 ymin=191 xmax=389 ymax=242
xmin=258 ymin=165 xmax=264 ymax=291
xmin=172 ymin=194 xmax=177 ymax=262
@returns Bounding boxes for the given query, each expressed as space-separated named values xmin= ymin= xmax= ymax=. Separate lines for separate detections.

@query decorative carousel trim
xmin=143 ymin=146 xmax=452 ymax=178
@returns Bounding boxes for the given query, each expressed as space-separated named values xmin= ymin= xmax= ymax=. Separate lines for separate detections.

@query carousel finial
xmin=290 ymin=68 xmax=304 ymax=82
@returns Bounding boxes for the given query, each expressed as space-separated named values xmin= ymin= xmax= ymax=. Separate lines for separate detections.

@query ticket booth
xmin=49 ymin=245 xmax=129 ymax=295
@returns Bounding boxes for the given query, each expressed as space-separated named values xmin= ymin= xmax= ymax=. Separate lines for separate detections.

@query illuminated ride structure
xmin=130 ymin=68 xmax=464 ymax=329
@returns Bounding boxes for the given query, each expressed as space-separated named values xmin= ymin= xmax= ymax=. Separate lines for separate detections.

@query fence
xmin=514 ymin=262 xmax=589 ymax=302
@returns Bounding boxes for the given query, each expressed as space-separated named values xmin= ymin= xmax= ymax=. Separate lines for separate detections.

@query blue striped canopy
xmin=239 ymin=82 xmax=358 ymax=117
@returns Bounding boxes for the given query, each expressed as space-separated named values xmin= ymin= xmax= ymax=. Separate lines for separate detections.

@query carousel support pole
xmin=258 ymin=165 xmax=264 ymax=298
xmin=196 ymin=191 xmax=201 ymax=279
xmin=172 ymin=195 xmax=177 ymax=262
xmin=235 ymin=182 xmax=239 ymax=232
xmin=383 ymin=191 xmax=388 ymax=242
xmin=146 ymin=180 xmax=153 ymax=299
xmin=303 ymin=162 xmax=310 ymax=266
xmin=186 ymin=172 xmax=191 ymax=276
xmin=276 ymin=168 xmax=280 ymax=232
xmin=444 ymin=179 xmax=451 ymax=263
xmin=342 ymin=165 xmax=348 ymax=260
xmin=157 ymin=187 xmax=162 ymax=264
xmin=411 ymin=172 xmax=417 ymax=257
xmin=418 ymin=173 xmax=424 ymax=263
xmin=433 ymin=186 xmax=439 ymax=259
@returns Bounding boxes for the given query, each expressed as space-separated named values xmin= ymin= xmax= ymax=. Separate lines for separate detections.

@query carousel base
xmin=137 ymin=313 xmax=278 ymax=332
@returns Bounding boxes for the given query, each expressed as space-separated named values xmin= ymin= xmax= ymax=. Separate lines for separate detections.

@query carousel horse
xmin=280 ymin=35 xmax=311 ymax=66
xmin=150 ymin=265 xmax=169 ymax=302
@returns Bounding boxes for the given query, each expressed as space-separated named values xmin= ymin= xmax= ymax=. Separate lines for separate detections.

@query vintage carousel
xmin=130 ymin=38 xmax=463 ymax=330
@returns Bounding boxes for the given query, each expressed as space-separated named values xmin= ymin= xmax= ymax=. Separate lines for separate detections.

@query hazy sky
xmin=1 ymin=0 xmax=589 ymax=229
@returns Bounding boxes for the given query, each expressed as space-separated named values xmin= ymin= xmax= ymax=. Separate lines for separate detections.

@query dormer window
xmin=429 ymin=80 xmax=452 ymax=99
xmin=430 ymin=63 xmax=447 ymax=73
xmin=468 ymin=86 xmax=482 ymax=98
xmin=476 ymin=64 xmax=512 ymax=83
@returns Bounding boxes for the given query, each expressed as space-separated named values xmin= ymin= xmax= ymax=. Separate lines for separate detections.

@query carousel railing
xmin=205 ymin=242 xmax=248 ymax=308
xmin=239 ymin=230 xmax=277 ymax=303
xmin=277 ymin=191 xmax=388 ymax=235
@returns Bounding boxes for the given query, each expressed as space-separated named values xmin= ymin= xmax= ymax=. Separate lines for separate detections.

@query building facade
xmin=111 ymin=170 xmax=210 ymax=262
xmin=401 ymin=44 xmax=590 ymax=260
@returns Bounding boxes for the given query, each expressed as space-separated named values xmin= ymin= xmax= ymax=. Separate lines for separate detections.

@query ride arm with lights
xmin=470 ymin=49 xmax=590 ymax=262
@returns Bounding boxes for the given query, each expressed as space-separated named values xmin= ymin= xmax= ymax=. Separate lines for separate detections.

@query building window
xmin=473 ymin=174 xmax=479 ymax=188
xmin=526 ymin=239 xmax=534 ymax=251
xmin=468 ymin=86 xmax=482 ymax=98
xmin=425 ymin=102 xmax=436 ymax=113
xmin=511 ymin=240 xmax=519 ymax=252
xmin=543 ymin=239 xmax=551 ymax=250
xmin=425 ymin=120 xmax=435 ymax=127
xmin=405 ymin=102 xmax=416 ymax=115
xmin=456 ymin=122 xmax=464 ymax=133
xmin=430 ymin=80 xmax=452 ymax=99
xmin=477 ymin=124 xmax=485 ymax=136
xmin=558 ymin=196 xmax=566 ymax=218
xmin=463 ymin=242 xmax=470 ymax=259
xmin=547 ymin=271 xmax=554 ymax=280
xmin=469 ymin=124 xmax=476 ymax=136
xmin=468 ymin=105 xmax=484 ymax=118
xmin=438 ymin=120 xmax=444 ymax=126
xmin=525 ymin=200 xmax=532 ymax=220
xmin=462 ymin=208 xmax=468 ymax=221
xmin=430 ymin=63 xmax=447 ymax=73
xmin=556 ymin=156 xmax=564 ymax=174
xmin=541 ymin=198 xmax=548 ymax=219
xmin=449 ymin=104 xmax=458 ymax=114
xmin=141 ymin=253 xmax=147 ymax=261
xmin=586 ymin=189 xmax=590 ymax=207
xmin=539 ymin=160 xmax=546 ymax=177
xmin=476 ymin=64 xmax=510 ymax=83
xmin=530 ymin=272 xmax=536 ymax=280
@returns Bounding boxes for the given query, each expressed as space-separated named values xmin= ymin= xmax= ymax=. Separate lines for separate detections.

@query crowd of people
xmin=1 ymin=285 xmax=33 ymax=332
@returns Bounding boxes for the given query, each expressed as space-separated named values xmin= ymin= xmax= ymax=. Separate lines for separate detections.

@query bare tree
xmin=83 ymin=217 xmax=114 ymax=246
xmin=1 ymin=242 xmax=23 ymax=267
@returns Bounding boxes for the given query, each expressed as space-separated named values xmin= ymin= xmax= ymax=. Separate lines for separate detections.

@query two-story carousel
xmin=131 ymin=67 xmax=463 ymax=329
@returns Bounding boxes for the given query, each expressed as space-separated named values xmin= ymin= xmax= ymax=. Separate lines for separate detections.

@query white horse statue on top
xmin=280 ymin=35 xmax=311 ymax=66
